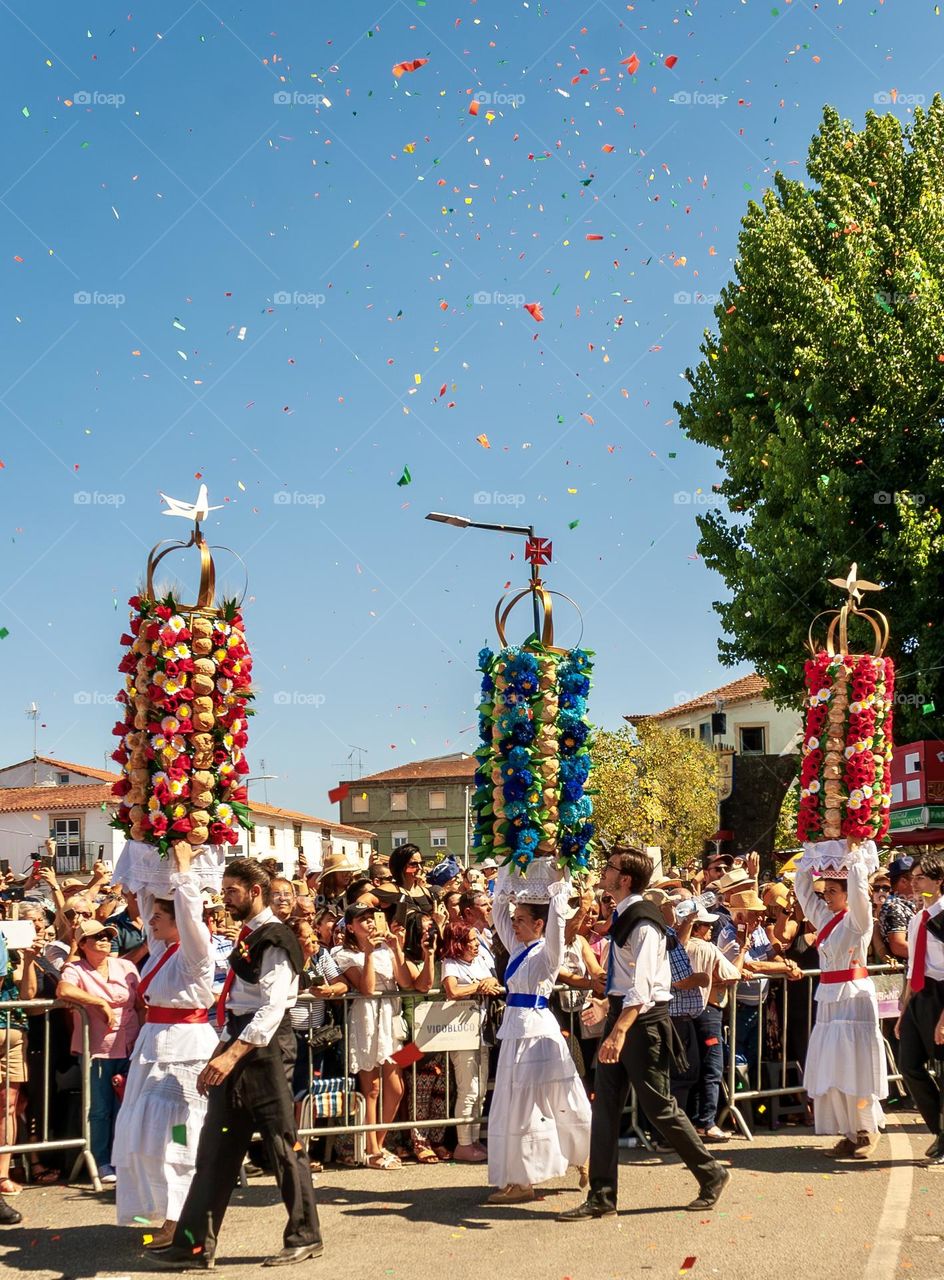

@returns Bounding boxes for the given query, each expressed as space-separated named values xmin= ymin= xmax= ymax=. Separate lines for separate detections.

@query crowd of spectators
xmin=0 ymin=839 xmax=931 ymax=1191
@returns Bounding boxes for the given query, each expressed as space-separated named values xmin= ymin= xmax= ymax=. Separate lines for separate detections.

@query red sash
xmin=137 ymin=942 xmax=180 ymax=1001
xmin=820 ymin=966 xmax=869 ymax=984
xmin=146 ymin=1006 xmax=210 ymax=1024
xmin=815 ymin=910 xmax=847 ymax=950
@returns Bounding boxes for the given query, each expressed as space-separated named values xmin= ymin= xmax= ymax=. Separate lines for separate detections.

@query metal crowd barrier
xmin=722 ymin=962 xmax=905 ymax=1141
xmin=1 ymin=970 xmax=913 ymax=1179
xmin=293 ymin=987 xmax=493 ymax=1162
xmin=0 ymin=1000 xmax=102 ymax=1190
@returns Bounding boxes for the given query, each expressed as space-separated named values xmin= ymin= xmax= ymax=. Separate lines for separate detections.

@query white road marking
xmin=863 ymin=1121 xmax=915 ymax=1280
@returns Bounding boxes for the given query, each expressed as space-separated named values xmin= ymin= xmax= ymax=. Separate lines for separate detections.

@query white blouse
xmin=134 ymin=871 xmax=218 ymax=1063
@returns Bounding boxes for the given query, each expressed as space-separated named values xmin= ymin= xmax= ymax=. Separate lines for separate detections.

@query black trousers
xmin=899 ymin=981 xmax=944 ymax=1135
xmin=172 ymin=1015 xmax=321 ymax=1259
xmin=589 ymin=1001 xmax=720 ymax=1201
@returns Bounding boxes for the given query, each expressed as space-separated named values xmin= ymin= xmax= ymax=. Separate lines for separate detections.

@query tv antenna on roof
xmin=331 ymin=745 xmax=368 ymax=781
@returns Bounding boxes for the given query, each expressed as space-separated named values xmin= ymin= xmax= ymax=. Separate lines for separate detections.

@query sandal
xmin=30 ymin=1164 xmax=61 ymax=1184
xmin=0 ymin=1178 xmax=21 ymax=1196
xmin=366 ymin=1150 xmax=402 ymax=1170
xmin=413 ymin=1145 xmax=440 ymax=1165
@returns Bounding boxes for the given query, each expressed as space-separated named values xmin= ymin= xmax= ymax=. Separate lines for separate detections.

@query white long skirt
xmin=113 ymin=1058 xmax=208 ymax=1225
xmin=487 ymin=1027 xmax=591 ymax=1188
xmin=804 ymin=992 xmax=888 ymax=1139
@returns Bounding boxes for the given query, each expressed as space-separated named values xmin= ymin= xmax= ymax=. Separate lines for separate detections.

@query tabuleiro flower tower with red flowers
xmin=465 ymin=532 xmax=594 ymax=897
xmin=110 ymin=487 xmax=253 ymax=891
xmin=796 ymin=564 xmax=895 ymax=877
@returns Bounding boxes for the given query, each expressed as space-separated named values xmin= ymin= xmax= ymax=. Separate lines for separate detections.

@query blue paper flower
xmin=516 ymin=826 xmax=541 ymax=853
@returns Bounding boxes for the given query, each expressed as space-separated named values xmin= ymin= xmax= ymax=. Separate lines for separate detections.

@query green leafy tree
xmin=592 ymin=723 xmax=719 ymax=865
xmin=677 ymin=99 xmax=944 ymax=741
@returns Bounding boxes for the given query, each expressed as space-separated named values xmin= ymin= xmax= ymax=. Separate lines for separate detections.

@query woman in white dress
xmin=112 ymin=845 xmax=216 ymax=1246
xmin=794 ymin=847 xmax=888 ymax=1159
xmin=334 ymin=903 xmax=433 ymax=1169
xmin=441 ymin=922 xmax=503 ymax=1163
xmin=486 ymin=866 xmax=592 ymax=1204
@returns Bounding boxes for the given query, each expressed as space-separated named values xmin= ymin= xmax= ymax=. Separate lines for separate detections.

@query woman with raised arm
xmin=794 ymin=846 xmax=887 ymax=1160
xmin=111 ymin=844 xmax=217 ymax=1248
xmin=485 ymin=863 xmax=591 ymax=1205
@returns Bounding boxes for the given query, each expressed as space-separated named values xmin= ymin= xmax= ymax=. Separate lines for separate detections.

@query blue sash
xmin=506 ymin=993 xmax=548 ymax=1010
xmin=504 ymin=940 xmax=541 ymax=985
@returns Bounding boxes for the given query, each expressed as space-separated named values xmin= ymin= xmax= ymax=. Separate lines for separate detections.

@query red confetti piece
xmin=392 ymin=58 xmax=428 ymax=77
xmin=665 ymin=55 xmax=679 ymax=69
xmin=680 ymin=1260 xmax=696 ymax=1274
xmin=328 ymin=783 xmax=349 ymax=804
xmin=586 ymin=233 xmax=604 ymax=241
xmin=469 ymin=99 xmax=479 ymax=116
xmin=524 ymin=301 xmax=544 ymax=322
xmin=622 ymin=52 xmax=640 ymax=74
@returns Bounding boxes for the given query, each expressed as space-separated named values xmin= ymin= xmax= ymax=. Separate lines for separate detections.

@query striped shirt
xmin=290 ymin=947 xmax=342 ymax=1033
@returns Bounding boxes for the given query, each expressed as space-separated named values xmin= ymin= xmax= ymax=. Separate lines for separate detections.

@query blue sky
xmin=0 ymin=0 xmax=939 ymax=814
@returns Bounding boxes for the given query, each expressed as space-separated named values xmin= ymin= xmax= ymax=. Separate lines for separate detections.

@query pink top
xmin=60 ymin=956 xmax=141 ymax=1058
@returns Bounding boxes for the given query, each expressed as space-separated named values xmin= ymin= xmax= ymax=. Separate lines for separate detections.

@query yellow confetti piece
xmin=475 ymin=433 xmax=490 ymax=448
xmin=414 ymin=372 xmax=422 ymax=385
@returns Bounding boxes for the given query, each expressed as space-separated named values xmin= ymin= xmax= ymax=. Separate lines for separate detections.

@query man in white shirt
xmin=154 ymin=859 xmax=323 ymax=1270
xmin=896 ymin=854 xmax=944 ymax=1166
xmin=558 ymin=846 xmax=729 ymax=1221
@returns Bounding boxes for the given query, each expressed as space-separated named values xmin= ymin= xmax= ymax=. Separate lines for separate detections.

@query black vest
xmin=229 ymin=920 xmax=304 ymax=985
xmin=609 ymin=900 xmax=676 ymax=950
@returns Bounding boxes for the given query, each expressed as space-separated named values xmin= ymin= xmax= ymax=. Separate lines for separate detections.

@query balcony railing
xmin=45 ymin=841 xmax=107 ymax=875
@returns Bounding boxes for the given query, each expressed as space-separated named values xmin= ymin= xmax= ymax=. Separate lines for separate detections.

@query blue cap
xmin=888 ymin=855 xmax=914 ymax=880
xmin=428 ymin=856 xmax=462 ymax=887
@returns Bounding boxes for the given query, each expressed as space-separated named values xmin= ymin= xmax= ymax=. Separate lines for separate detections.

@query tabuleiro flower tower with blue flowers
xmin=470 ymin=534 xmax=595 ymax=885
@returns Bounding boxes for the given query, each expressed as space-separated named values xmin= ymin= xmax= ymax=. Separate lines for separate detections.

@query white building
xmin=626 ymin=673 xmax=800 ymax=758
xmin=0 ymin=755 xmax=375 ymax=876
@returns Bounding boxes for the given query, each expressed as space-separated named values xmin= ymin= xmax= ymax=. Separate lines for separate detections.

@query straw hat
xmin=714 ymin=867 xmax=754 ymax=896
xmin=727 ymin=886 xmax=766 ymax=913
xmin=320 ymin=850 xmax=366 ymax=877
xmin=763 ymin=883 xmax=791 ymax=910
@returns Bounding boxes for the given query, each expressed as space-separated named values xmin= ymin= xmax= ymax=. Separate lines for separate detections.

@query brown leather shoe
xmin=486 ymin=1183 xmax=534 ymax=1205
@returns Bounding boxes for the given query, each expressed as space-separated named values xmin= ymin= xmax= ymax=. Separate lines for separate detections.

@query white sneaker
xmin=98 ymin=1164 xmax=117 ymax=1185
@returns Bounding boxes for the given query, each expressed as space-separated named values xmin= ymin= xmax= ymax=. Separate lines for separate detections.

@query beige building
xmin=627 ymin=673 xmax=801 ymax=758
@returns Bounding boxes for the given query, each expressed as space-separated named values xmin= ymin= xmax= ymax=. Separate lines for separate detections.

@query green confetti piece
xmin=80 ymin=140 xmax=90 ymax=148
xmin=668 ymin=451 xmax=677 ymax=458
xmin=172 ymin=1123 xmax=187 ymax=1144
xmin=923 ymin=701 xmax=936 ymax=715
xmin=776 ymin=664 xmax=788 ymax=674
xmin=21 ymin=106 xmax=30 ymax=118
xmin=133 ymin=1216 xmax=150 ymax=1224
xmin=396 ymin=464 xmax=412 ymax=487
xmin=568 ymin=519 xmax=580 ymax=530
xmin=0 ymin=628 xmax=8 ymax=640
xmin=184 ymin=1229 xmax=195 ymax=1244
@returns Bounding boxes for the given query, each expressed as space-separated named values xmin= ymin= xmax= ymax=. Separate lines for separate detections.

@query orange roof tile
xmin=354 ymin=754 xmax=476 ymax=785
xmin=248 ymin=800 xmax=375 ymax=840
xmin=0 ymin=783 xmax=115 ymax=813
xmin=0 ymin=756 xmax=120 ymax=785
xmin=625 ymin=673 xmax=769 ymax=722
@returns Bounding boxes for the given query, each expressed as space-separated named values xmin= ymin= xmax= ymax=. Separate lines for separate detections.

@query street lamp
xmin=425 ymin=511 xmax=542 ymax=638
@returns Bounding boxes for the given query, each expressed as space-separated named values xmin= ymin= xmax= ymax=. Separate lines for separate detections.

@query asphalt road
xmin=2 ymin=1114 xmax=943 ymax=1280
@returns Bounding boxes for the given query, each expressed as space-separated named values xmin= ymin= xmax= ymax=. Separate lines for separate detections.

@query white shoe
xmin=98 ymin=1164 xmax=117 ymax=1185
